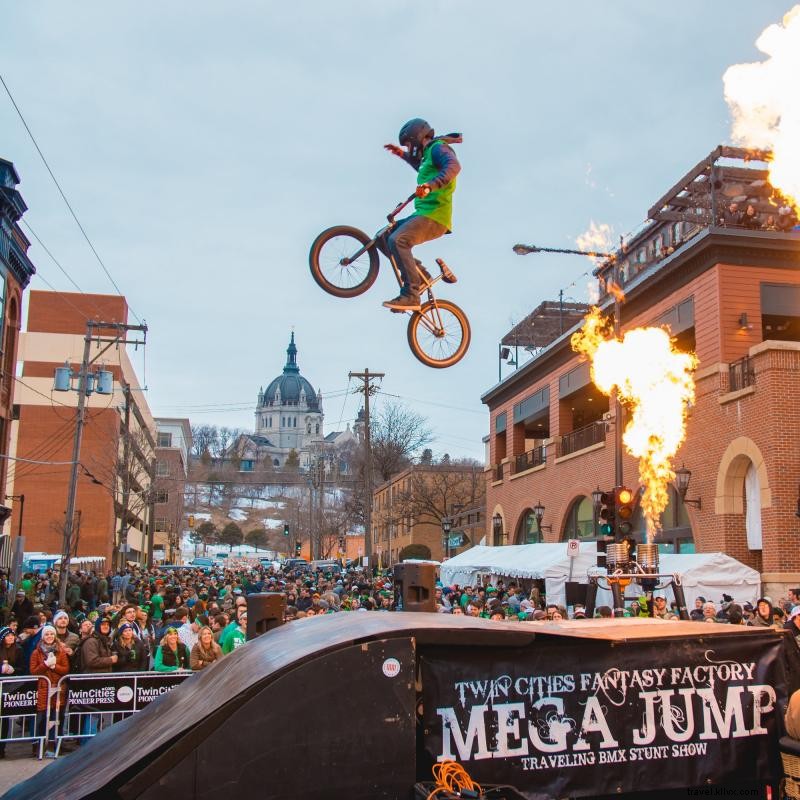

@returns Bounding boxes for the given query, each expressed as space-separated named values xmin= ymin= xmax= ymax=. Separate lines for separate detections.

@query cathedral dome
xmin=260 ymin=333 xmax=319 ymax=410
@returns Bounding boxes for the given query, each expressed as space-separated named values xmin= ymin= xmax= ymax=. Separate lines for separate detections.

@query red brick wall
xmin=486 ymin=260 xmax=800 ymax=574
xmin=26 ymin=291 xmax=128 ymax=334
xmin=11 ymin=404 xmax=118 ymax=563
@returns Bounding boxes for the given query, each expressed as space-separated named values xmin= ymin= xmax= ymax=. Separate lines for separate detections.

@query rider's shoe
xmin=382 ymin=294 xmax=421 ymax=312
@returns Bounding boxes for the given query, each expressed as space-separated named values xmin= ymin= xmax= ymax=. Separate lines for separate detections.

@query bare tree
xmin=394 ymin=465 xmax=486 ymax=527
xmin=369 ymin=401 xmax=433 ymax=482
xmin=191 ymin=425 xmax=218 ymax=459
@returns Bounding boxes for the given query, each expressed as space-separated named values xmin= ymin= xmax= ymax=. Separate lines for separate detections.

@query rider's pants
xmin=378 ymin=214 xmax=447 ymax=298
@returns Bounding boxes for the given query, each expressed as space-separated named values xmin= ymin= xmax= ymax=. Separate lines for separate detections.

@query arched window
xmin=561 ymin=496 xmax=597 ymax=540
xmin=273 ymin=458 xmax=280 ymax=467
xmin=315 ymin=423 xmax=320 ymax=435
xmin=627 ymin=485 xmax=694 ymax=553
xmin=515 ymin=510 xmax=542 ymax=544
xmin=744 ymin=462 xmax=762 ymax=550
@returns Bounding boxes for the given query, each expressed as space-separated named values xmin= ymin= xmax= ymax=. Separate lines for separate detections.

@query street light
xmin=674 ymin=464 xmax=702 ymax=509
xmin=442 ymin=516 xmax=452 ymax=560
xmin=591 ymin=486 xmax=603 ymax=509
xmin=532 ymin=500 xmax=552 ymax=535
xmin=492 ymin=513 xmax=504 ymax=546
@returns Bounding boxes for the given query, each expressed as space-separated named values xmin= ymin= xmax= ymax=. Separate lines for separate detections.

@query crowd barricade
xmin=55 ymin=671 xmax=190 ymax=756
xmin=0 ymin=675 xmax=51 ymax=759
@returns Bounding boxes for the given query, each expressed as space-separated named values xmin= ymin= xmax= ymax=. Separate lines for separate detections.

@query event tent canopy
xmin=439 ymin=543 xmax=761 ymax=609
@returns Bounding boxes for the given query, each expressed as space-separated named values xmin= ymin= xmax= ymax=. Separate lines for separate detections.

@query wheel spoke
xmin=317 ymin=235 xmax=373 ymax=290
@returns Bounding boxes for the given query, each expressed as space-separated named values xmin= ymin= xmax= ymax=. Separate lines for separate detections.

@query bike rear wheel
xmin=309 ymin=226 xmax=379 ymax=298
xmin=407 ymin=299 xmax=471 ymax=369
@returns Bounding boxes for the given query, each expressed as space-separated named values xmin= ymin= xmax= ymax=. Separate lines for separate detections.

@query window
xmin=653 ymin=235 xmax=663 ymax=258
xmin=240 ymin=459 xmax=254 ymax=472
xmin=157 ymin=432 xmax=172 ymax=448
xmin=562 ymin=496 xmax=597 ymax=539
xmin=637 ymin=248 xmax=646 ymax=264
xmin=516 ymin=510 xmax=542 ymax=544
xmin=155 ymin=490 xmax=169 ymax=504
xmin=671 ymin=222 xmax=682 ymax=244
xmin=315 ymin=423 xmax=320 ymax=434
xmin=155 ymin=461 xmax=170 ymax=477
xmin=155 ymin=517 xmax=167 ymax=531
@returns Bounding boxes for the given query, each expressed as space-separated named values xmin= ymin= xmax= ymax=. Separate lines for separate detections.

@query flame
xmin=723 ymin=5 xmax=800 ymax=210
xmin=571 ymin=308 xmax=698 ymax=537
xmin=576 ymin=220 xmax=614 ymax=266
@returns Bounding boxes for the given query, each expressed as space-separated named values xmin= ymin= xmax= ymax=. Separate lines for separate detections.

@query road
xmin=0 ymin=742 xmax=54 ymax=795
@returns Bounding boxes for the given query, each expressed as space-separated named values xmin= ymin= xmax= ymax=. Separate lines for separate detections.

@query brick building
xmin=0 ymin=159 xmax=36 ymax=562
xmin=482 ymin=146 xmax=800 ymax=598
xmin=9 ymin=291 xmax=155 ymax=567
xmin=153 ymin=418 xmax=192 ymax=563
xmin=373 ymin=464 xmax=485 ymax=565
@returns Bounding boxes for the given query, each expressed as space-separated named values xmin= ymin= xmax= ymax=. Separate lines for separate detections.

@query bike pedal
xmin=436 ymin=258 xmax=457 ymax=284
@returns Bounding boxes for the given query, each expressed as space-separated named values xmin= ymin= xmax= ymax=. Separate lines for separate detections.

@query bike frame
xmin=340 ymin=195 xmax=450 ymax=336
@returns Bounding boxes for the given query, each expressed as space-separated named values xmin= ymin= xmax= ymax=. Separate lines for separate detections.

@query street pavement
xmin=0 ymin=742 xmax=53 ymax=795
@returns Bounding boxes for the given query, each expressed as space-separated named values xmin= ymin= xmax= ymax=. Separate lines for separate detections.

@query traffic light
xmin=294 ymin=541 xmax=301 ymax=556
xmin=188 ymin=515 xmax=195 ymax=529
xmin=283 ymin=523 xmax=289 ymax=537
xmin=615 ymin=487 xmax=635 ymax=537
xmin=338 ymin=536 xmax=345 ymax=551
xmin=597 ymin=492 xmax=615 ymax=537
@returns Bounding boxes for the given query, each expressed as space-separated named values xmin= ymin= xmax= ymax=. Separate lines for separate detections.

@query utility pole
xmin=56 ymin=320 xmax=147 ymax=607
xmin=114 ymin=383 xmax=132 ymax=571
xmin=349 ymin=368 xmax=384 ymax=569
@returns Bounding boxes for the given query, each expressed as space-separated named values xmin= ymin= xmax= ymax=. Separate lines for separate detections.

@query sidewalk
xmin=0 ymin=743 xmax=53 ymax=795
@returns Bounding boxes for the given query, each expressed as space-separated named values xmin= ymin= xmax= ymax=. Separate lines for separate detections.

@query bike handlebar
xmin=387 ymin=194 xmax=416 ymax=223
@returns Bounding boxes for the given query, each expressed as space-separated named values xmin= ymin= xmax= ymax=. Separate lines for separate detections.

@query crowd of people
xmin=0 ymin=564 xmax=798 ymax=758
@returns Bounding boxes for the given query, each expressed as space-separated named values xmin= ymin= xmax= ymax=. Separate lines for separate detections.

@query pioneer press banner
xmin=422 ymin=635 xmax=785 ymax=797
xmin=63 ymin=672 xmax=189 ymax=714
xmin=0 ymin=677 xmax=44 ymax=718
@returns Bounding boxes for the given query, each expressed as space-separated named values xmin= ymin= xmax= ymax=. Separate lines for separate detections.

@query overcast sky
xmin=1 ymin=2 xmax=789 ymax=461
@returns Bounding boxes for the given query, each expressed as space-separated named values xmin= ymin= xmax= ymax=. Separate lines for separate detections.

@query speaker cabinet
xmin=246 ymin=592 xmax=286 ymax=639
xmin=393 ymin=563 xmax=436 ymax=612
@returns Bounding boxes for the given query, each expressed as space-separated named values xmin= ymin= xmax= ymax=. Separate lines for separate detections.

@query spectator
xmin=112 ymin=624 xmax=147 ymax=672
xmin=653 ymin=596 xmax=676 ymax=620
xmin=190 ymin=626 xmax=223 ymax=671
xmin=786 ymin=607 xmax=800 ymax=646
xmin=53 ymin=611 xmax=80 ymax=668
xmin=9 ymin=590 xmax=32 ymax=622
xmin=689 ymin=596 xmax=706 ymax=622
xmin=81 ymin=618 xmax=118 ymax=673
xmin=742 ymin=204 xmax=761 ymax=229
xmin=721 ymin=202 xmax=742 ymax=227
xmin=18 ymin=616 xmax=42 ymax=674
xmin=222 ymin=613 xmax=247 ymax=654
xmin=702 ymin=601 xmax=718 ymax=622
xmin=0 ymin=627 xmax=22 ymax=676
xmin=111 ymin=572 xmax=124 ymax=605
xmin=29 ymin=625 xmax=69 ymax=756
xmin=154 ymin=627 xmax=191 ymax=672
xmin=73 ymin=619 xmax=95 ymax=672
xmin=751 ymin=597 xmax=776 ymax=628
xmin=786 ymin=688 xmax=800 ymax=740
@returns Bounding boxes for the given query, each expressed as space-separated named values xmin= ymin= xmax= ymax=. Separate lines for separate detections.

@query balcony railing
xmin=493 ymin=463 xmax=503 ymax=482
xmin=729 ymin=356 xmax=755 ymax=392
xmin=558 ymin=421 xmax=606 ymax=458
xmin=514 ymin=445 xmax=546 ymax=473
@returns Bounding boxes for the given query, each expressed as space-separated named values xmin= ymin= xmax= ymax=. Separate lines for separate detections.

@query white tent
xmin=441 ymin=543 xmax=761 ymax=611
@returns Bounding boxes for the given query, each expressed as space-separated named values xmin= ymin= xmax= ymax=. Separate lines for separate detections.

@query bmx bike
xmin=309 ymin=195 xmax=471 ymax=368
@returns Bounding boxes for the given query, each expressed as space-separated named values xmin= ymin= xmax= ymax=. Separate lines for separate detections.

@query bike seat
xmin=436 ymin=258 xmax=457 ymax=284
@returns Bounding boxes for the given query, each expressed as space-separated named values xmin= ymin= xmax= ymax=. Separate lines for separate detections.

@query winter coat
xmin=81 ymin=633 xmax=115 ymax=673
xmin=29 ymin=645 xmax=69 ymax=712
xmin=154 ymin=643 xmax=190 ymax=672
xmin=190 ymin=641 xmax=222 ymax=670
xmin=0 ymin=643 xmax=23 ymax=675
xmin=112 ymin=638 xmax=147 ymax=672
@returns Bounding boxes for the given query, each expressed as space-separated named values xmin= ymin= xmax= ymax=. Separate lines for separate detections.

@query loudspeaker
xmin=246 ymin=592 xmax=286 ymax=640
xmin=565 ymin=582 xmax=588 ymax=606
xmin=393 ymin=563 xmax=436 ymax=612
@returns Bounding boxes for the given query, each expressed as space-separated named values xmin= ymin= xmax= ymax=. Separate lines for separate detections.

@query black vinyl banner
xmin=65 ymin=672 xmax=189 ymax=714
xmin=422 ymin=635 xmax=786 ymax=798
xmin=0 ymin=677 xmax=44 ymax=717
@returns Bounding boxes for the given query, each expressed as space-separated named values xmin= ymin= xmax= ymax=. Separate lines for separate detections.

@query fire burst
xmin=571 ymin=309 xmax=698 ymax=537
xmin=723 ymin=5 xmax=800 ymax=210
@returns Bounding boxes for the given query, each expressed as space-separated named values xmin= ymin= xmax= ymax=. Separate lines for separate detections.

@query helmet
xmin=398 ymin=118 xmax=433 ymax=152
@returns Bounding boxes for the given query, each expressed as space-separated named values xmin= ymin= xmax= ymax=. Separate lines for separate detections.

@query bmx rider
xmin=381 ymin=118 xmax=461 ymax=312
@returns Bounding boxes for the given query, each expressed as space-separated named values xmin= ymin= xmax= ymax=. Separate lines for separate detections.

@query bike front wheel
xmin=309 ymin=225 xmax=379 ymax=298
xmin=407 ymin=299 xmax=471 ymax=369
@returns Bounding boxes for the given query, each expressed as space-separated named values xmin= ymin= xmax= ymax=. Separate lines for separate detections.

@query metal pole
xmin=363 ymin=372 xmax=373 ymax=568
xmin=16 ymin=495 xmax=23 ymax=538
xmin=114 ymin=383 xmax=132 ymax=571
xmin=613 ymin=261 xmax=624 ymax=494
xmin=59 ymin=328 xmax=92 ymax=607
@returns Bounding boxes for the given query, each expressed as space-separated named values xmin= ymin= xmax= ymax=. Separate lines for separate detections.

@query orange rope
xmin=426 ymin=760 xmax=482 ymax=800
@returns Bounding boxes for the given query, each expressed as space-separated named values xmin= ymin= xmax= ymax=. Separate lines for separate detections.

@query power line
xmin=0 ymin=72 xmax=142 ymax=323
xmin=20 ymin=219 xmax=83 ymax=292
xmin=0 ymin=453 xmax=77 ymax=465
xmin=30 ymin=270 xmax=92 ymax=323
